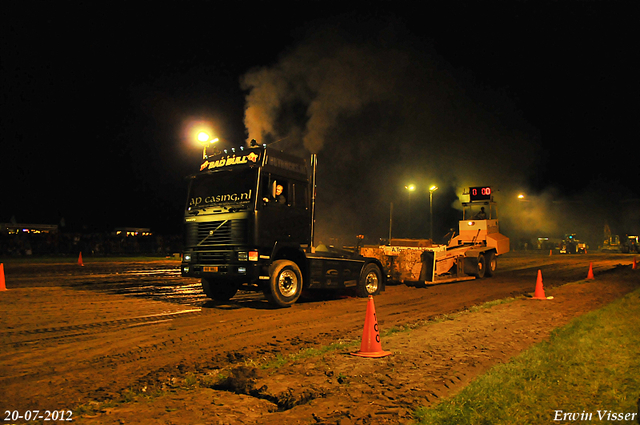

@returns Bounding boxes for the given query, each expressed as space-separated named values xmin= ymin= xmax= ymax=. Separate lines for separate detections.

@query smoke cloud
xmin=241 ymin=32 xmax=412 ymax=153
xmin=239 ymin=24 xmax=628 ymax=249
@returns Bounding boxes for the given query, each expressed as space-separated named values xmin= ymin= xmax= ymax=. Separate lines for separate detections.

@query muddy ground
xmin=1 ymin=252 xmax=638 ymax=424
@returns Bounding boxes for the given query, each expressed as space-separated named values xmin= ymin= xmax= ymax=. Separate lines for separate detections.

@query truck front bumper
xmin=181 ymin=261 xmax=264 ymax=282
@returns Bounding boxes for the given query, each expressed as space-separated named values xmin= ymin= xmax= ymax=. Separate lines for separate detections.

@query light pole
xmin=388 ymin=202 xmax=393 ymax=243
xmin=429 ymin=185 xmax=438 ymax=241
xmin=405 ymin=184 xmax=416 ymax=237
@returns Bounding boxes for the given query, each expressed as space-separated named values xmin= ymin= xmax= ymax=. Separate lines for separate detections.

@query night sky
xmin=2 ymin=1 xmax=638 ymax=247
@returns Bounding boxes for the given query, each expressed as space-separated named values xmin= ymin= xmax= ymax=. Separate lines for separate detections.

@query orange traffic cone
xmin=633 ymin=256 xmax=637 ymax=270
xmin=0 ymin=263 xmax=6 ymax=291
xmin=531 ymin=270 xmax=548 ymax=300
xmin=549 ymin=249 xmax=553 ymax=256
xmin=78 ymin=252 xmax=84 ymax=267
xmin=586 ymin=262 xmax=594 ymax=279
xmin=351 ymin=296 xmax=392 ymax=358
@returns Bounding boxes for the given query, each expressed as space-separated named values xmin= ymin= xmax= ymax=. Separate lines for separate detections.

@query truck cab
xmin=181 ymin=144 xmax=385 ymax=307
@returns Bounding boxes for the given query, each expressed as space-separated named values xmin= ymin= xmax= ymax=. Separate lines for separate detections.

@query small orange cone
xmin=633 ymin=256 xmax=637 ymax=270
xmin=78 ymin=252 xmax=84 ymax=267
xmin=549 ymin=250 xmax=552 ymax=256
xmin=0 ymin=263 xmax=6 ymax=291
xmin=531 ymin=269 xmax=548 ymax=300
xmin=351 ymin=296 xmax=392 ymax=358
xmin=586 ymin=262 xmax=594 ymax=279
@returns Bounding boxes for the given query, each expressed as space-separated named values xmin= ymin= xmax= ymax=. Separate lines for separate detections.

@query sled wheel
xmin=485 ymin=252 xmax=497 ymax=277
xmin=475 ymin=254 xmax=486 ymax=279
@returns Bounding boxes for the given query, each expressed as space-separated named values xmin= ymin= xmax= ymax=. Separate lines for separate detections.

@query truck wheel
xmin=266 ymin=260 xmax=303 ymax=307
xmin=202 ymin=278 xmax=238 ymax=301
xmin=474 ymin=254 xmax=486 ymax=279
xmin=485 ymin=252 xmax=497 ymax=277
xmin=357 ymin=263 xmax=382 ymax=297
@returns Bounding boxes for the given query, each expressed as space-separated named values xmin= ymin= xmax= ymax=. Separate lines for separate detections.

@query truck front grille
xmin=185 ymin=219 xmax=247 ymax=249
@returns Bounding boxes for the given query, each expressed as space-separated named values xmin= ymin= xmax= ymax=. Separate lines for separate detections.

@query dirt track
xmin=1 ymin=252 xmax=638 ymax=424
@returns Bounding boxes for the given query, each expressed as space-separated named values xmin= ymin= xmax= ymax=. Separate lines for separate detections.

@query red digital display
xmin=469 ymin=186 xmax=492 ymax=201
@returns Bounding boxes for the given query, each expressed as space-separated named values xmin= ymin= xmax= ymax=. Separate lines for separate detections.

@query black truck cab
xmin=181 ymin=145 xmax=384 ymax=307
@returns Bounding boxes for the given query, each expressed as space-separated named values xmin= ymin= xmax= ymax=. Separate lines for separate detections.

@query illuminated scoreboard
xmin=469 ymin=186 xmax=492 ymax=202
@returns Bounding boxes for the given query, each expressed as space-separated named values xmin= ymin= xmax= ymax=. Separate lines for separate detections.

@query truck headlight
xmin=184 ymin=254 xmax=192 ymax=262
xmin=237 ymin=252 xmax=248 ymax=261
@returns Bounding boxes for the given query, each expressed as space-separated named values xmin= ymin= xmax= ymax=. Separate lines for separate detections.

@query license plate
xmin=203 ymin=266 xmax=219 ymax=273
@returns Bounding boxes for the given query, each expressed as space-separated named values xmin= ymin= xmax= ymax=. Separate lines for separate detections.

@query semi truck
xmin=361 ymin=186 xmax=510 ymax=285
xmin=180 ymin=142 xmax=385 ymax=307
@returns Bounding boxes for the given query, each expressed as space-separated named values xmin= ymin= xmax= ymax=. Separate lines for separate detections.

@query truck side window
xmin=262 ymin=177 xmax=288 ymax=205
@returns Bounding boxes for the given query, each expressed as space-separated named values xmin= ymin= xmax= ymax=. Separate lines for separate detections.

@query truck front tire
xmin=266 ymin=260 xmax=303 ymax=307
xmin=202 ymin=278 xmax=238 ymax=301
xmin=357 ymin=263 xmax=382 ymax=297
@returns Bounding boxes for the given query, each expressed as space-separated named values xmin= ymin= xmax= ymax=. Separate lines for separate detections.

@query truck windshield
xmin=186 ymin=169 xmax=257 ymax=211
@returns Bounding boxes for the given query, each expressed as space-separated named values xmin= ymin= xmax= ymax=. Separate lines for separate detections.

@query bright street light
xmin=196 ymin=132 xmax=219 ymax=159
xmin=197 ymin=131 xmax=219 ymax=144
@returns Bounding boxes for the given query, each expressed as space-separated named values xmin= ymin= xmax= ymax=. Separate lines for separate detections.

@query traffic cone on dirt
xmin=351 ymin=295 xmax=392 ymax=358
xmin=0 ymin=263 xmax=6 ymax=291
xmin=549 ymin=249 xmax=552 ymax=256
xmin=78 ymin=252 xmax=84 ymax=267
xmin=633 ymin=256 xmax=637 ymax=270
xmin=586 ymin=262 xmax=595 ymax=280
xmin=531 ymin=270 xmax=552 ymax=300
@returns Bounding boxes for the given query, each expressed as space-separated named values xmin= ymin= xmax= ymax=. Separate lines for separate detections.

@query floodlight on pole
xmin=197 ymin=132 xmax=219 ymax=159
xmin=405 ymin=184 xmax=416 ymax=237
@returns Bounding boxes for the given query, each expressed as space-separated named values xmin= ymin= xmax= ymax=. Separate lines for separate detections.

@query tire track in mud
xmin=0 ymin=308 xmax=203 ymax=345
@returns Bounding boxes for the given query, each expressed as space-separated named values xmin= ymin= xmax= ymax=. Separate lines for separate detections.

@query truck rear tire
xmin=202 ymin=278 xmax=238 ymax=301
xmin=266 ymin=260 xmax=303 ymax=307
xmin=357 ymin=263 xmax=382 ymax=297
xmin=485 ymin=252 xmax=497 ymax=277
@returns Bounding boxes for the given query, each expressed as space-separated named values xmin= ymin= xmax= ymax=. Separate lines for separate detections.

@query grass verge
xmin=413 ymin=287 xmax=640 ymax=424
